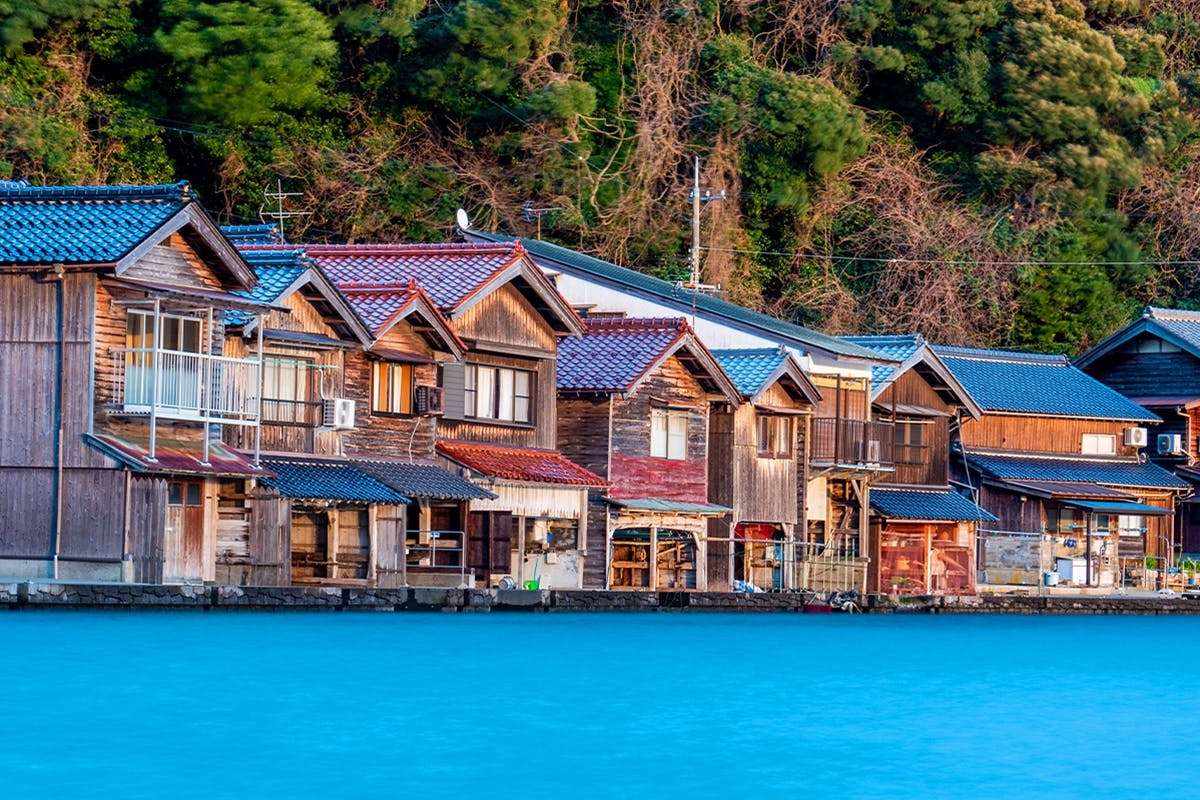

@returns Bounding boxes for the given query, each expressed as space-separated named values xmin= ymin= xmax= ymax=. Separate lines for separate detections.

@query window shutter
xmin=441 ymin=361 xmax=466 ymax=420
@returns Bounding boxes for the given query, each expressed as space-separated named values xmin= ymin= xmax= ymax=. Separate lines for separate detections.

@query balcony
xmin=810 ymin=417 xmax=895 ymax=470
xmin=112 ymin=347 xmax=261 ymax=426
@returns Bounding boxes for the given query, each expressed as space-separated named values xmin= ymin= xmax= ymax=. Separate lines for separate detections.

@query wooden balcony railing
xmin=809 ymin=417 xmax=895 ymax=468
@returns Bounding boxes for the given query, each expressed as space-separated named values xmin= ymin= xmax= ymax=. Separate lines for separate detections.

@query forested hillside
xmin=5 ymin=0 xmax=1200 ymax=352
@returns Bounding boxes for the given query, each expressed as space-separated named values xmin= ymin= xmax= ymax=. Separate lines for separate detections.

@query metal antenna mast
xmin=261 ymin=180 xmax=311 ymax=244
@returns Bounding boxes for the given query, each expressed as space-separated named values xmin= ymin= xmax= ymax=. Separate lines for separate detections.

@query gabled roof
xmin=437 ymin=440 xmax=607 ymax=487
xmin=233 ymin=243 xmax=461 ymax=357
xmin=933 ymin=345 xmax=1159 ymax=422
xmin=557 ymin=317 xmax=741 ymax=402
xmin=304 ymin=241 xmax=583 ymax=336
xmin=961 ymin=451 xmax=1189 ymax=490
xmin=259 ymin=456 xmax=409 ymax=503
xmin=842 ymin=334 xmax=981 ymax=418
xmin=1076 ymin=306 xmax=1200 ymax=368
xmin=710 ymin=347 xmax=821 ymax=406
xmin=0 ymin=181 xmax=255 ymax=289
xmin=870 ymin=488 xmax=998 ymax=522
xmin=460 ymin=228 xmax=885 ymax=362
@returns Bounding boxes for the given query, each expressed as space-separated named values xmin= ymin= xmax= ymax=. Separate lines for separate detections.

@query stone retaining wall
xmin=2 ymin=582 xmax=1200 ymax=613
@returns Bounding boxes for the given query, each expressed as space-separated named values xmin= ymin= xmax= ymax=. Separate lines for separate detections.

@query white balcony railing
xmin=112 ymin=347 xmax=261 ymax=426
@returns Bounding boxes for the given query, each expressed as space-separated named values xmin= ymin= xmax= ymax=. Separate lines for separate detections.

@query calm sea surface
xmin=3 ymin=611 xmax=1198 ymax=798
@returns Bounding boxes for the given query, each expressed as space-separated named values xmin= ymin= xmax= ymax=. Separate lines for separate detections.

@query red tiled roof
xmin=305 ymin=242 xmax=527 ymax=312
xmin=84 ymin=433 xmax=271 ymax=477
xmin=436 ymin=440 xmax=607 ymax=487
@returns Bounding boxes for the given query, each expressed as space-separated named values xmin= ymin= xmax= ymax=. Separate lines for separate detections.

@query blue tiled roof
xmin=963 ymin=452 xmax=1190 ymax=489
xmin=558 ymin=318 xmax=688 ymax=392
xmin=933 ymin=345 xmax=1159 ymax=421
xmin=463 ymin=229 xmax=884 ymax=361
xmin=221 ymin=224 xmax=281 ymax=245
xmin=711 ymin=348 xmax=790 ymax=397
xmin=842 ymin=334 xmax=925 ymax=387
xmin=0 ymin=182 xmax=191 ymax=265
xmin=870 ymin=488 xmax=998 ymax=522
xmin=225 ymin=248 xmax=309 ymax=326
xmin=259 ymin=457 xmax=409 ymax=503
xmin=355 ymin=460 xmax=497 ymax=501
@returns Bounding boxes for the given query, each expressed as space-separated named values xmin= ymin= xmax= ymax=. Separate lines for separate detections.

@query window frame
xmin=893 ymin=419 xmax=929 ymax=465
xmin=463 ymin=363 xmax=535 ymax=425
xmin=650 ymin=407 xmax=689 ymax=460
xmin=1081 ymin=433 xmax=1117 ymax=456
xmin=373 ymin=361 xmax=416 ymax=416
xmin=262 ymin=354 xmax=314 ymax=425
xmin=756 ymin=415 xmax=793 ymax=459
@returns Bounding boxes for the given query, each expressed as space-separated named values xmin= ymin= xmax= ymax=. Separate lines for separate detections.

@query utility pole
xmin=683 ymin=155 xmax=725 ymax=292
xmin=261 ymin=180 xmax=311 ymax=244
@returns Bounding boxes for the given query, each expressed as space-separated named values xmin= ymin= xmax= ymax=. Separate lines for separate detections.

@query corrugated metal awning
xmin=1056 ymin=499 xmax=1171 ymax=516
xmin=607 ymin=497 xmax=731 ymax=516
xmin=84 ymin=432 xmax=270 ymax=477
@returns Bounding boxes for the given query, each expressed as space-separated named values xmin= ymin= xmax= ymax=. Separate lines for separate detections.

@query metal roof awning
xmin=607 ymin=497 xmax=731 ymax=516
xmin=994 ymin=480 xmax=1135 ymax=500
xmin=872 ymin=402 xmax=950 ymax=418
xmin=869 ymin=488 xmax=998 ymax=522
xmin=1055 ymin=499 xmax=1172 ymax=516
xmin=259 ymin=457 xmax=409 ymax=504
xmin=84 ymin=432 xmax=271 ymax=478
xmin=108 ymin=277 xmax=289 ymax=313
xmin=354 ymin=459 xmax=497 ymax=501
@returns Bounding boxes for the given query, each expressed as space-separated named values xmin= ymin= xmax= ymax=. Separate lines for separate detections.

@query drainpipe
xmin=50 ymin=264 xmax=66 ymax=580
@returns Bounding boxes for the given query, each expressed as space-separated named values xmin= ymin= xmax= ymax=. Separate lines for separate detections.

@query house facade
xmin=708 ymin=348 xmax=820 ymax=591
xmin=935 ymin=346 xmax=1188 ymax=591
xmin=556 ymin=317 xmax=741 ymax=590
xmin=843 ymin=335 xmax=995 ymax=595
xmin=460 ymin=225 xmax=897 ymax=593
xmin=306 ymin=241 xmax=605 ymax=589
xmin=0 ymin=182 xmax=274 ymax=584
xmin=1076 ymin=306 xmax=1200 ymax=555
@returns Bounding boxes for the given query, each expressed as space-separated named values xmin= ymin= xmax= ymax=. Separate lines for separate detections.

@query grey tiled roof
xmin=259 ymin=457 xmax=409 ymax=503
xmin=962 ymin=451 xmax=1190 ymax=489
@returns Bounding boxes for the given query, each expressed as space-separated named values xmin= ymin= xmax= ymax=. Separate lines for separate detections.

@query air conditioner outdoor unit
xmin=1157 ymin=433 xmax=1183 ymax=455
xmin=1124 ymin=427 xmax=1149 ymax=447
xmin=415 ymin=385 xmax=444 ymax=416
xmin=322 ymin=398 xmax=356 ymax=430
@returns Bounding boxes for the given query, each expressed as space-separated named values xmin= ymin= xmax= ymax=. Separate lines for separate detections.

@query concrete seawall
xmin=3 ymin=582 xmax=1200 ymax=613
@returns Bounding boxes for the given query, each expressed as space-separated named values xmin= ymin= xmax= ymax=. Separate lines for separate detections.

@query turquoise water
xmin=2 ymin=611 xmax=1198 ymax=798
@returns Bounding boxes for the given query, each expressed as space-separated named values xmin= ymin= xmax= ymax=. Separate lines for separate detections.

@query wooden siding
xmin=1084 ymin=341 xmax=1200 ymax=398
xmin=375 ymin=503 xmax=407 ymax=588
xmin=875 ymin=371 xmax=954 ymax=487
xmin=607 ymin=356 xmax=709 ymax=504
xmin=453 ymin=282 xmax=557 ymax=354
xmin=708 ymin=403 xmax=800 ymax=524
xmin=120 ymin=234 xmax=223 ymax=290
xmin=811 ymin=374 xmax=869 ymax=420
xmin=438 ymin=352 xmax=557 ymax=449
xmin=128 ymin=475 xmax=167 ymax=584
xmin=959 ymin=415 xmax=1142 ymax=457
xmin=556 ymin=397 xmax=611 ymax=480
xmin=248 ymin=487 xmax=291 ymax=585
xmin=342 ymin=318 xmax=442 ymax=460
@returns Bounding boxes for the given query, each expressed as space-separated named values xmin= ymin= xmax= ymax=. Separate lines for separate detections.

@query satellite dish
xmin=455 ymin=208 xmax=470 ymax=231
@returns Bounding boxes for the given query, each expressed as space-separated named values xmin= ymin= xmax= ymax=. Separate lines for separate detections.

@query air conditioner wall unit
xmin=1124 ymin=427 xmax=1149 ymax=447
xmin=415 ymin=385 xmax=444 ymax=416
xmin=322 ymin=398 xmax=356 ymax=430
xmin=1157 ymin=433 xmax=1183 ymax=455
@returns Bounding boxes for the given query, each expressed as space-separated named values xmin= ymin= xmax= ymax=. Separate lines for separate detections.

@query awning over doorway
xmin=84 ymin=432 xmax=270 ymax=477
xmin=259 ymin=456 xmax=408 ymax=503
xmin=870 ymin=488 xmax=997 ymax=522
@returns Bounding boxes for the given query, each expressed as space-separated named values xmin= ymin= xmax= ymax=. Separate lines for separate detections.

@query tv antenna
xmin=680 ymin=155 xmax=725 ymax=294
xmin=261 ymin=180 xmax=311 ymax=243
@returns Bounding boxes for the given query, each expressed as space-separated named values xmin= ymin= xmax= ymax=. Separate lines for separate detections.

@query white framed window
xmin=464 ymin=364 xmax=533 ymax=423
xmin=1081 ymin=433 xmax=1117 ymax=455
xmin=124 ymin=310 xmax=204 ymax=410
xmin=373 ymin=361 xmax=414 ymax=415
xmin=650 ymin=408 xmax=688 ymax=460
xmin=757 ymin=415 xmax=793 ymax=458
xmin=263 ymin=355 xmax=312 ymax=423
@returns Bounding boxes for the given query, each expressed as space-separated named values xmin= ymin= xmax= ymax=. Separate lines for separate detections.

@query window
xmin=124 ymin=310 xmax=204 ymax=410
xmin=1081 ymin=433 xmax=1117 ymax=455
xmin=894 ymin=420 xmax=927 ymax=465
xmin=262 ymin=356 xmax=312 ymax=423
xmin=757 ymin=415 xmax=793 ymax=458
xmin=650 ymin=408 xmax=688 ymax=460
xmin=373 ymin=362 xmax=414 ymax=415
xmin=464 ymin=364 xmax=533 ymax=423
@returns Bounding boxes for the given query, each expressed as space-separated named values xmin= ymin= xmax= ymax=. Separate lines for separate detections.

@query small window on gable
xmin=1081 ymin=433 xmax=1117 ymax=455
xmin=373 ymin=361 xmax=414 ymax=415
xmin=651 ymin=408 xmax=688 ymax=460
xmin=757 ymin=415 xmax=793 ymax=458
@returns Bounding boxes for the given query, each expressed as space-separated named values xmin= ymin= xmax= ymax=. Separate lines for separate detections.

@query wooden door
xmin=467 ymin=510 xmax=514 ymax=583
xmin=166 ymin=480 xmax=205 ymax=582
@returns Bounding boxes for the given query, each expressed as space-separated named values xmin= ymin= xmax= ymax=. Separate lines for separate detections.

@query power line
xmin=701 ymin=246 xmax=1200 ymax=268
